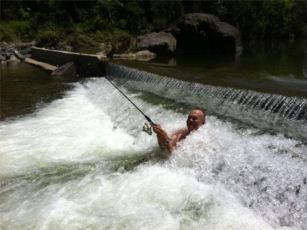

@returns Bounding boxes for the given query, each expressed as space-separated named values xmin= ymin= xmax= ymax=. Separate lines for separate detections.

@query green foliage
xmin=124 ymin=1 xmax=145 ymax=34
xmin=0 ymin=25 xmax=16 ymax=42
xmin=0 ymin=21 xmax=34 ymax=42
xmin=1 ymin=0 xmax=306 ymax=49
xmin=71 ymin=34 xmax=97 ymax=47
xmin=148 ymin=1 xmax=183 ymax=32
xmin=212 ymin=0 xmax=305 ymax=39
xmin=36 ymin=29 xmax=62 ymax=47
xmin=17 ymin=7 xmax=30 ymax=20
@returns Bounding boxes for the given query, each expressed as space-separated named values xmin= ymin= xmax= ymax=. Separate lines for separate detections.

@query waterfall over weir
xmin=106 ymin=63 xmax=307 ymax=140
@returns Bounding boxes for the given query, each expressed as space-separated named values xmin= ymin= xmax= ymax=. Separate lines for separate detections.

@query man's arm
xmin=152 ymin=124 xmax=181 ymax=153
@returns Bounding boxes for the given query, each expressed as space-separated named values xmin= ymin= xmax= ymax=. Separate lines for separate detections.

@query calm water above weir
xmin=0 ymin=40 xmax=307 ymax=230
xmin=116 ymin=39 xmax=307 ymax=98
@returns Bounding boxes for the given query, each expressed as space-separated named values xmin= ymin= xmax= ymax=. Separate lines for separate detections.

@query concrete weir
xmin=29 ymin=47 xmax=106 ymax=76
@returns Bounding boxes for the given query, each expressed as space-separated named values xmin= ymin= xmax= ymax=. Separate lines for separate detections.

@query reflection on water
xmin=0 ymin=63 xmax=75 ymax=120
xmin=115 ymin=39 xmax=307 ymax=97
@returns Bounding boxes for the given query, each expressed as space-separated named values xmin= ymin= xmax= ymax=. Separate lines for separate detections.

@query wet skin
xmin=153 ymin=109 xmax=205 ymax=153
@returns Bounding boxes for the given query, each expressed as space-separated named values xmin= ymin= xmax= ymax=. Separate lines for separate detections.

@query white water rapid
xmin=0 ymin=77 xmax=306 ymax=230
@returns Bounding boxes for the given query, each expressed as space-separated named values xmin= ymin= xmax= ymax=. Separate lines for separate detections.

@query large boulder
xmin=167 ymin=13 xmax=242 ymax=54
xmin=137 ymin=32 xmax=177 ymax=55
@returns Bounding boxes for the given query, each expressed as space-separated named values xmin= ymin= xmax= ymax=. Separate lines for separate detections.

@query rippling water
xmin=1 ymin=76 xmax=306 ymax=229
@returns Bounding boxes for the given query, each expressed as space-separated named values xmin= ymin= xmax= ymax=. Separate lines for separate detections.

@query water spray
xmin=105 ymin=77 xmax=154 ymax=135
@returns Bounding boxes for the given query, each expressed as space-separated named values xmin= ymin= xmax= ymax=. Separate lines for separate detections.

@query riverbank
xmin=0 ymin=41 xmax=33 ymax=63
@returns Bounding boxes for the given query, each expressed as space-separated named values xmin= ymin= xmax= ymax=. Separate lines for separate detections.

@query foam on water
xmin=106 ymin=63 xmax=307 ymax=140
xmin=1 ymin=163 xmax=277 ymax=230
xmin=0 ymin=79 xmax=155 ymax=177
xmin=167 ymin=117 xmax=307 ymax=228
xmin=0 ymin=77 xmax=306 ymax=229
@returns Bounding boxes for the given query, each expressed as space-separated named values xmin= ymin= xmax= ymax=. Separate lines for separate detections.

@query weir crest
xmin=105 ymin=63 xmax=307 ymax=140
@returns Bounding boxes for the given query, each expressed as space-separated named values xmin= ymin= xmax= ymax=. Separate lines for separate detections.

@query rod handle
xmin=145 ymin=115 xmax=154 ymax=125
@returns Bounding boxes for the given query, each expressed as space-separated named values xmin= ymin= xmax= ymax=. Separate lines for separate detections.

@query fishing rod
xmin=105 ymin=77 xmax=155 ymax=126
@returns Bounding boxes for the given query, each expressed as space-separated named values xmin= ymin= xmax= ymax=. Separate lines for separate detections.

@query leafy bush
xmin=66 ymin=33 xmax=99 ymax=53
xmin=0 ymin=21 xmax=33 ymax=42
xmin=36 ymin=29 xmax=62 ymax=47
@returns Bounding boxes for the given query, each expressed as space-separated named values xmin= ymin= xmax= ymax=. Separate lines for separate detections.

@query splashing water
xmin=0 ymin=76 xmax=306 ymax=230
xmin=106 ymin=63 xmax=307 ymax=140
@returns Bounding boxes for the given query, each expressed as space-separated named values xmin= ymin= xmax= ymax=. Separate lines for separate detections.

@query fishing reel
xmin=142 ymin=122 xmax=153 ymax=135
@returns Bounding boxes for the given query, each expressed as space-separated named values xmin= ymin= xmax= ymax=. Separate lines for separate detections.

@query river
xmin=0 ymin=40 xmax=306 ymax=229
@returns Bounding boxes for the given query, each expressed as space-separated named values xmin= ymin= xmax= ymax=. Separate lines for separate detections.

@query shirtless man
xmin=153 ymin=108 xmax=205 ymax=153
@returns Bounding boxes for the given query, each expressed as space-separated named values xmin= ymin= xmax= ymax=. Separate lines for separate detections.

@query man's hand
xmin=152 ymin=124 xmax=173 ymax=153
xmin=152 ymin=124 xmax=167 ymax=138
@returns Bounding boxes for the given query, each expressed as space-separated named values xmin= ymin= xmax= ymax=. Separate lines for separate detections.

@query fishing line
xmin=105 ymin=77 xmax=154 ymax=125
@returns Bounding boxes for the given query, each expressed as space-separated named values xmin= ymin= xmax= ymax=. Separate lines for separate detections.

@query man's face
xmin=186 ymin=109 xmax=205 ymax=131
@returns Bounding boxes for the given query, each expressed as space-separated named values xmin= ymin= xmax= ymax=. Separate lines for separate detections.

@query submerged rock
xmin=51 ymin=61 xmax=77 ymax=78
